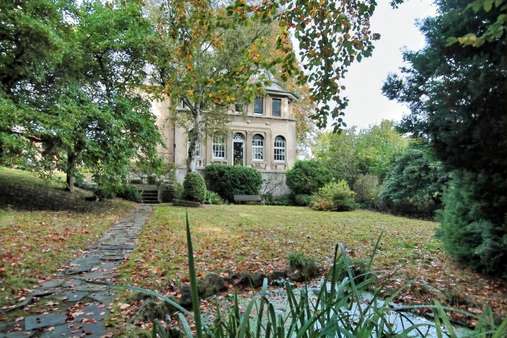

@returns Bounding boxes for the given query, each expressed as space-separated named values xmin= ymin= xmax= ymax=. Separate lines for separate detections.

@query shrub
xmin=262 ymin=194 xmax=290 ymax=206
xmin=379 ymin=146 xmax=448 ymax=217
xmin=310 ymin=180 xmax=357 ymax=211
xmin=159 ymin=173 xmax=177 ymax=203
xmin=117 ymin=185 xmax=141 ymax=202
xmin=287 ymin=252 xmax=320 ymax=281
xmin=204 ymin=164 xmax=262 ymax=202
xmin=286 ymin=160 xmax=332 ymax=195
xmin=182 ymin=172 xmax=206 ymax=203
xmin=292 ymin=193 xmax=312 ymax=206
xmin=352 ymin=174 xmax=380 ymax=208
xmin=437 ymin=172 xmax=507 ymax=277
xmin=203 ymin=191 xmax=223 ymax=205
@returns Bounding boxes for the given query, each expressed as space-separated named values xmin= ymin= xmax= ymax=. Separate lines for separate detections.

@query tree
xmin=147 ymin=0 xmax=275 ymax=171
xmin=313 ymin=120 xmax=408 ymax=183
xmin=313 ymin=128 xmax=360 ymax=184
xmin=0 ymin=0 xmax=161 ymax=193
xmin=355 ymin=120 xmax=408 ymax=180
xmin=379 ymin=145 xmax=448 ymax=217
xmin=383 ymin=0 xmax=507 ymax=274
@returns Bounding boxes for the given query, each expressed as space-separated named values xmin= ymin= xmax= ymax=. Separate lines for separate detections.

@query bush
xmin=159 ymin=172 xmax=177 ymax=203
xmin=204 ymin=164 xmax=262 ymax=202
xmin=117 ymin=185 xmax=142 ymax=202
xmin=286 ymin=160 xmax=332 ymax=195
xmin=437 ymin=172 xmax=507 ymax=277
xmin=379 ymin=146 xmax=448 ymax=217
xmin=352 ymin=174 xmax=380 ymax=208
xmin=182 ymin=172 xmax=206 ymax=203
xmin=292 ymin=193 xmax=312 ymax=206
xmin=310 ymin=180 xmax=357 ymax=211
xmin=262 ymin=194 xmax=291 ymax=206
xmin=203 ymin=191 xmax=224 ymax=205
xmin=287 ymin=252 xmax=320 ymax=281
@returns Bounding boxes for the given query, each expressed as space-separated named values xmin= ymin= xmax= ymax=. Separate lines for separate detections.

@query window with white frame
xmin=274 ymin=136 xmax=286 ymax=161
xmin=252 ymin=134 xmax=264 ymax=160
xmin=212 ymin=135 xmax=225 ymax=159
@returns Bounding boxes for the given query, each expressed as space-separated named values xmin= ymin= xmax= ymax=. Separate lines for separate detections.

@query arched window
xmin=274 ymin=136 xmax=286 ymax=161
xmin=212 ymin=135 xmax=225 ymax=159
xmin=252 ymin=134 xmax=264 ymax=161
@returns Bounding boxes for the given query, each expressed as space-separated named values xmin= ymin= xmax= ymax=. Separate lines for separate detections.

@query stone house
xmin=151 ymin=80 xmax=298 ymax=195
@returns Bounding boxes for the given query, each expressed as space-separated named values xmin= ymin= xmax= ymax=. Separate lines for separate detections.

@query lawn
xmin=117 ymin=205 xmax=507 ymax=327
xmin=0 ymin=167 xmax=133 ymax=308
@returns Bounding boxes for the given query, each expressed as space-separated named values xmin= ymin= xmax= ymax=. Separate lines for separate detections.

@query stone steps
xmin=140 ymin=189 xmax=159 ymax=204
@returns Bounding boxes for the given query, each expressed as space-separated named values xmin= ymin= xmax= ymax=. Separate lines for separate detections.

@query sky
xmin=342 ymin=0 xmax=437 ymax=129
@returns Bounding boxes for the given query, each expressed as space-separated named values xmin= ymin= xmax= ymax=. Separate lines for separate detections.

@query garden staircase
xmin=135 ymin=185 xmax=159 ymax=204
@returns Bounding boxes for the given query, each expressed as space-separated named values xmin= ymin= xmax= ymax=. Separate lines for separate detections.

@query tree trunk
xmin=66 ymin=152 xmax=76 ymax=192
xmin=186 ymin=109 xmax=202 ymax=173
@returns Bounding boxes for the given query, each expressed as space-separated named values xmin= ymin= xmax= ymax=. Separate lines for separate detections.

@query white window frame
xmin=252 ymin=134 xmax=264 ymax=161
xmin=274 ymin=136 xmax=286 ymax=162
xmin=212 ymin=135 xmax=225 ymax=160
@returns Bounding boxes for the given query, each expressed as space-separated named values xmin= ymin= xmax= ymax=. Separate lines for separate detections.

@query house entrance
xmin=233 ymin=133 xmax=245 ymax=165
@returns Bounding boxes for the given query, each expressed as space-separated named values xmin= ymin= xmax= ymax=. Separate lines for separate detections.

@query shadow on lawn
xmin=0 ymin=170 xmax=108 ymax=213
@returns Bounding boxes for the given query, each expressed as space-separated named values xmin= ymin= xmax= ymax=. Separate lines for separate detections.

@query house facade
xmin=151 ymin=81 xmax=298 ymax=195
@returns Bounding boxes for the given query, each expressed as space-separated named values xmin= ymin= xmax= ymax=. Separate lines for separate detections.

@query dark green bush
xmin=159 ymin=183 xmax=176 ymax=203
xmin=117 ymin=185 xmax=142 ymax=202
xmin=287 ymin=252 xmax=320 ymax=281
xmin=182 ymin=172 xmax=206 ymax=203
xmin=292 ymin=193 xmax=312 ymax=206
xmin=286 ymin=160 xmax=332 ymax=195
xmin=437 ymin=172 xmax=507 ymax=277
xmin=352 ymin=174 xmax=380 ymax=209
xmin=310 ymin=180 xmax=357 ymax=211
xmin=379 ymin=147 xmax=448 ymax=217
xmin=262 ymin=194 xmax=291 ymax=206
xmin=204 ymin=164 xmax=262 ymax=202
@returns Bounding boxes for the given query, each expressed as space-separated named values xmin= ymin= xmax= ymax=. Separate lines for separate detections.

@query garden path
xmin=0 ymin=205 xmax=152 ymax=338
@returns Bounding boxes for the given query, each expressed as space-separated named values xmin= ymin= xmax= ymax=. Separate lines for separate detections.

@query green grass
xmin=115 ymin=204 xmax=507 ymax=330
xmin=0 ymin=167 xmax=133 ymax=308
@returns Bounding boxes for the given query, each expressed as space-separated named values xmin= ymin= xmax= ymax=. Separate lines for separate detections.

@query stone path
xmin=0 ymin=205 xmax=152 ymax=338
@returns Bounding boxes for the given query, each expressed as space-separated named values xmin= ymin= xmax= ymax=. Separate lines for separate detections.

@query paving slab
xmin=24 ymin=313 xmax=67 ymax=331
xmin=0 ymin=205 xmax=152 ymax=338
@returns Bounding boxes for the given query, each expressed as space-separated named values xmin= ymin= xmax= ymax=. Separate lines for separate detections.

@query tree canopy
xmin=383 ymin=0 xmax=507 ymax=275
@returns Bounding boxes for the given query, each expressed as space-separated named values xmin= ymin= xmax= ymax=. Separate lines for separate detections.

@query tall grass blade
xmin=186 ymin=211 xmax=203 ymax=338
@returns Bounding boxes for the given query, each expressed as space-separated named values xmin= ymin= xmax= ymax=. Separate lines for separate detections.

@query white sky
xmin=342 ymin=0 xmax=437 ymax=129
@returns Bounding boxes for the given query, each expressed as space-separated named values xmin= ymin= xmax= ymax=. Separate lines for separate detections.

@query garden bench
xmin=233 ymin=194 xmax=262 ymax=204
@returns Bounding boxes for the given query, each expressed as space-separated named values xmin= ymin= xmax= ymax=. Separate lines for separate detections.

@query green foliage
xmin=0 ymin=0 xmax=162 ymax=194
xmin=313 ymin=120 xmax=408 ymax=184
xmin=379 ymin=146 xmax=448 ymax=217
xmin=310 ymin=180 xmax=357 ymax=211
xmin=262 ymin=194 xmax=291 ymax=206
xmin=203 ymin=165 xmax=262 ymax=202
xmin=159 ymin=183 xmax=176 ymax=203
xmin=117 ymin=185 xmax=142 ymax=203
xmin=437 ymin=172 xmax=507 ymax=277
xmin=287 ymin=252 xmax=320 ymax=281
xmin=203 ymin=191 xmax=224 ymax=205
xmin=292 ymin=194 xmax=312 ymax=206
xmin=182 ymin=172 xmax=207 ymax=203
xmin=286 ymin=160 xmax=332 ymax=195
xmin=352 ymin=174 xmax=380 ymax=209
xmin=383 ymin=0 xmax=507 ymax=274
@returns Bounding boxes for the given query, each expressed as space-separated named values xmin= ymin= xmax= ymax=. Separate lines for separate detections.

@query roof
xmin=259 ymin=70 xmax=299 ymax=101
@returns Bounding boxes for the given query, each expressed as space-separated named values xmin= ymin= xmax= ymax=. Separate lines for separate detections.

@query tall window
xmin=274 ymin=136 xmax=286 ymax=161
xmin=212 ymin=135 xmax=225 ymax=159
xmin=252 ymin=134 xmax=264 ymax=161
xmin=272 ymin=98 xmax=282 ymax=117
xmin=254 ymin=97 xmax=263 ymax=115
